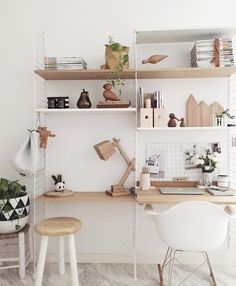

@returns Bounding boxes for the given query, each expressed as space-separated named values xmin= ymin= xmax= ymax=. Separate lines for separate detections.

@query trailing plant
xmin=216 ymin=108 xmax=235 ymax=119
xmin=105 ymin=36 xmax=129 ymax=96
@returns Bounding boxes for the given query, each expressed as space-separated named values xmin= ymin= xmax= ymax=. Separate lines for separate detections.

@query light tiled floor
xmin=0 ymin=263 xmax=236 ymax=285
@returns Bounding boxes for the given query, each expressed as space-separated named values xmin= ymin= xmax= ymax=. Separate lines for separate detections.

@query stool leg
xmin=19 ymin=232 xmax=25 ymax=280
xmin=58 ymin=236 xmax=65 ymax=275
xmin=68 ymin=233 xmax=79 ymax=286
xmin=28 ymin=224 xmax=33 ymax=263
xmin=35 ymin=236 xmax=48 ymax=286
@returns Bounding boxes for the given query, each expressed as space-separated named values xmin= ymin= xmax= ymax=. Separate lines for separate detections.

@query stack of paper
xmin=191 ymin=39 xmax=215 ymax=68
xmin=44 ymin=57 xmax=87 ymax=70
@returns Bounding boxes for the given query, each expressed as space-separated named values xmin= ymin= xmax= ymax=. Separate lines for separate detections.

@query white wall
xmin=1 ymin=0 xmax=236 ymax=265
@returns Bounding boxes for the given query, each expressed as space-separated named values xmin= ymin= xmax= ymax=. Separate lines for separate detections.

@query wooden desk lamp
xmin=94 ymin=138 xmax=135 ymax=196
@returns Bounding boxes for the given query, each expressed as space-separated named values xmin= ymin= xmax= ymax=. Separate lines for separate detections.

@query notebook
xmin=160 ymin=187 xmax=204 ymax=195
xmin=206 ymin=188 xmax=234 ymax=196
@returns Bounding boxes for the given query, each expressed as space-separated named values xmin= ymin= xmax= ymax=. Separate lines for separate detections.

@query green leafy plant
xmin=0 ymin=178 xmax=26 ymax=200
xmin=105 ymin=36 xmax=129 ymax=96
xmin=216 ymin=108 xmax=235 ymax=119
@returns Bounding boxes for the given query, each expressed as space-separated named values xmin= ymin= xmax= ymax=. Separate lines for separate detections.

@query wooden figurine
xmin=180 ymin=118 xmax=186 ymax=127
xmin=142 ymin=55 xmax=168 ymax=64
xmin=38 ymin=127 xmax=55 ymax=149
xmin=168 ymin=113 xmax=177 ymax=127
xmin=103 ymin=83 xmax=120 ymax=101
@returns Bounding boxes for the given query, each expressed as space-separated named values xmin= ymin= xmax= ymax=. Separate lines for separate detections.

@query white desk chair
xmin=145 ymin=201 xmax=235 ymax=286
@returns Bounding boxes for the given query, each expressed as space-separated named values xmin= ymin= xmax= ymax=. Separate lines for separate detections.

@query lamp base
xmin=105 ymin=185 xmax=132 ymax=197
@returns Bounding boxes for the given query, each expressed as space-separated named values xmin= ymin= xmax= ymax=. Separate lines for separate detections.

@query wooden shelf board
xmin=136 ymin=27 xmax=236 ymax=44
xmin=36 ymin=191 xmax=135 ymax=203
xmin=36 ymin=108 xmax=137 ymax=114
xmin=136 ymin=188 xmax=236 ymax=205
xmin=34 ymin=69 xmax=136 ymax=80
xmin=35 ymin=67 xmax=236 ymax=80
xmin=137 ymin=67 xmax=236 ymax=79
xmin=137 ymin=126 xmax=231 ymax=131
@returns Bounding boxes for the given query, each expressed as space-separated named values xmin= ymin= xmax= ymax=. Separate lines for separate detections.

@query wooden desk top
xmin=136 ymin=188 xmax=236 ymax=205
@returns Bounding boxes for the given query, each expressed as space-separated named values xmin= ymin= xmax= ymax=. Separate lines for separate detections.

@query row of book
xmin=191 ymin=38 xmax=235 ymax=68
xmin=138 ymin=87 xmax=164 ymax=109
xmin=44 ymin=57 xmax=87 ymax=70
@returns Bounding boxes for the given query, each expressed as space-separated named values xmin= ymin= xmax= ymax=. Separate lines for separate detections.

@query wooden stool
xmin=0 ymin=223 xmax=33 ymax=280
xmin=34 ymin=217 xmax=82 ymax=286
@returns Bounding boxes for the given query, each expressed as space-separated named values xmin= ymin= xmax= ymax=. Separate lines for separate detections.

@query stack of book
xmin=44 ymin=57 xmax=87 ymax=70
xmin=219 ymin=38 xmax=234 ymax=67
xmin=191 ymin=39 xmax=215 ymax=68
xmin=191 ymin=38 xmax=235 ymax=68
xmin=97 ymin=100 xmax=130 ymax=108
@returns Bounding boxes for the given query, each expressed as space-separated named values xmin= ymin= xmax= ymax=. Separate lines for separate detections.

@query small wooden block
xmin=44 ymin=190 xmax=74 ymax=197
xmin=186 ymin=95 xmax=198 ymax=127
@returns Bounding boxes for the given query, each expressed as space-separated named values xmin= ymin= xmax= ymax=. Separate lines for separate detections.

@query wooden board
xmin=136 ymin=188 xmax=236 ymax=205
xmin=199 ymin=101 xmax=210 ymax=126
xmin=210 ymin=101 xmax=224 ymax=115
xmin=186 ymin=95 xmax=198 ymax=127
xmin=44 ymin=190 xmax=74 ymax=197
xmin=37 ymin=191 xmax=135 ymax=203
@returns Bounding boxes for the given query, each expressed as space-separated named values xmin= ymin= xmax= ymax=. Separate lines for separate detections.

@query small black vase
xmin=77 ymin=89 xmax=92 ymax=108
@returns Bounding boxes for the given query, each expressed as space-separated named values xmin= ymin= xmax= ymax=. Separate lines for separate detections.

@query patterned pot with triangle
xmin=0 ymin=194 xmax=30 ymax=234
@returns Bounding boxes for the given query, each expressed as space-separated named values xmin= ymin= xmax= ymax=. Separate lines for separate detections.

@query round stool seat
xmin=35 ymin=217 xmax=82 ymax=237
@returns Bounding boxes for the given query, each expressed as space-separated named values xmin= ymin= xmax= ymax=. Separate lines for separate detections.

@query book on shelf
xmin=96 ymin=101 xmax=131 ymax=108
xmin=191 ymin=38 xmax=235 ymax=68
xmin=44 ymin=56 xmax=87 ymax=70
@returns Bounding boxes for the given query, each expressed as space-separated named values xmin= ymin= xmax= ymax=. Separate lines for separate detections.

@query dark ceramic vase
xmin=77 ymin=89 xmax=92 ymax=108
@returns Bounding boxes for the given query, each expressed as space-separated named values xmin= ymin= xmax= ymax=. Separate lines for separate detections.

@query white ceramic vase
xmin=202 ymin=172 xmax=213 ymax=186
xmin=140 ymin=173 xmax=151 ymax=190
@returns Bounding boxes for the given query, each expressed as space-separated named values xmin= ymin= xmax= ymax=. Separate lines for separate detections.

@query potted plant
xmin=213 ymin=108 xmax=235 ymax=126
xmin=185 ymin=149 xmax=219 ymax=186
xmin=104 ymin=36 xmax=129 ymax=97
xmin=0 ymin=178 xmax=30 ymax=234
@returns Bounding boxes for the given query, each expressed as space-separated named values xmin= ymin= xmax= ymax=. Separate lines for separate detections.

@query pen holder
xmin=140 ymin=172 xmax=151 ymax=191
xmin=154 ymin=108 xmax=165 ymax=127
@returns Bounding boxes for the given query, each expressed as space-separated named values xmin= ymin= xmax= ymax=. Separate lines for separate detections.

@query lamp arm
xmin=118 ymin=159 xmax=135 ymax=186
xmin=112 ymin=138 xmax=130 ymax=165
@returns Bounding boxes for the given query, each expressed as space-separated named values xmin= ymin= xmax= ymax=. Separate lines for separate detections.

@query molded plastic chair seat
xmin=35 ymin=217 xmax=82 ymax=237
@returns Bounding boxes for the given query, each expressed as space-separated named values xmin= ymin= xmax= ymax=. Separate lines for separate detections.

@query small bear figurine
xmin=52 ymin=174 xmax=65 ymax=192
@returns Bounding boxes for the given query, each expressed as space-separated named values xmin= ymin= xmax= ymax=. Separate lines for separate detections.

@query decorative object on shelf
xmin=38 ymin=127 xmax=56 ymax=149
xmin=11 ymin=130 xmax=40 ymax=176
xmin=140 ymin=166 xmax=151 ymax=190
xmin=168 ymin=113 xmax=178 ymax=127
xmin=212 ymin=108 xmax=235 ymax=127
xmin=0 ymin=178 xmax=30 ymax=234
xmin=186 ymin=95 xmax=224 ymax=127
xmin=103 ymin=83 xmax=120 ymax=101
xmin=47 ymin=97 xmax=69 ymax=109
xmin=142 ymin=55 xmax=168 ymax=64
xmin=44 ymin=189 xmax=74 ymax=198
xmin=77 ymin=89 xmax=92 ymax=109
xmin=185 ymin=148 xmax=219 ymax=186
xmin=94 ymin=138 xmax=135 ymax=197
xmin=51 ymin=175 xmax=65 ymax=192
xmin=102 ymin=36 xmax=129 ymax=97
xmin=103 ymin=36 xmax=129 ymax=70
xmin=180 ymin=118 xmax=186 ymax=127
xmin=44 ymin=56 xmax=87 ymax=70
xmin=217 ymin=175 xmax=229 ymax=189
xmin=97 ymin=100 xmax=130 ymax=108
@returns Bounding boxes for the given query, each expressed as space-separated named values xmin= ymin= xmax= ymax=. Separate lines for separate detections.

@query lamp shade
xmin=94 ymin=140 xmax=116 ymax=161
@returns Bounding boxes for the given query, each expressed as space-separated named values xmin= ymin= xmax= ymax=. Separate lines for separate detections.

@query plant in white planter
xmin=0 ymin=178 xmax=30 ymax=234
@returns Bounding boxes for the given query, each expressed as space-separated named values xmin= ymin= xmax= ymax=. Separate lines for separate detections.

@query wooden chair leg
xmin=204 ymin=252 xmax=217 ymax=286
xmin=158 ymin=264 xmax=164 ymax=286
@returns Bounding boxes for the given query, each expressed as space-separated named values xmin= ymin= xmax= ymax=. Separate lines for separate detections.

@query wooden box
xmin=140 ymin=108 xmax=153 ymax=128
xmin=154 ymin=108 xmax=165 ymax=127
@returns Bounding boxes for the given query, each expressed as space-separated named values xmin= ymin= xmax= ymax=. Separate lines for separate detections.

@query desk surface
xmin=136 ymin=188 xmax=236 ymax=205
